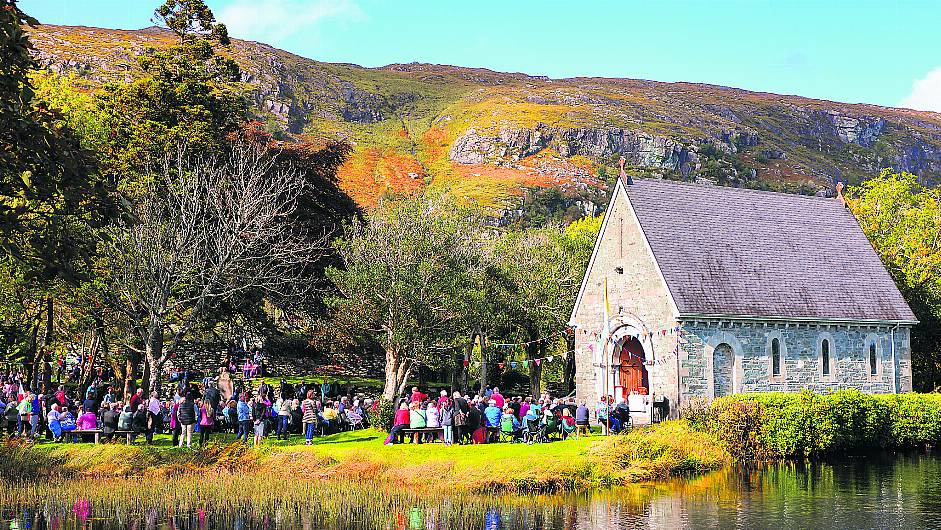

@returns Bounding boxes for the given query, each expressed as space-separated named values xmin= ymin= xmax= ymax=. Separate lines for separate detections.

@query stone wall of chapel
xmin=572 ymin=185 xmax=679 ymax=412
xmin=680 ymin=320 xmax=913 ymax=400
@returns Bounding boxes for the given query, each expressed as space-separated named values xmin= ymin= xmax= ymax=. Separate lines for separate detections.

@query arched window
xmin=822 ymin=339 xmax=831 ymax=377
xmin=869 ymin=343 xmax=878 ymax=376
xmin=771 ymin=338 xmax=781 ymax=376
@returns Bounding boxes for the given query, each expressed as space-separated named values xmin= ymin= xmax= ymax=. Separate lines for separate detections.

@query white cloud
xmin=900 ymin=67 xmax=941 ymax=113
xmin=218 ymin=0 xmax=361 ymax=43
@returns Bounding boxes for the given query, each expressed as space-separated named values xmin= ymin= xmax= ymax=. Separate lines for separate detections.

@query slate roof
xmin=624 ymin=178 xmax=917 ymax=323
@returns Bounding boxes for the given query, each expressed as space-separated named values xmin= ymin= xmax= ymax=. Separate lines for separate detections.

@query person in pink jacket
xmin=76 ymin=406 xmax=98 ymax=430
xmin=198 ymin=399 xmax=215 ymax=446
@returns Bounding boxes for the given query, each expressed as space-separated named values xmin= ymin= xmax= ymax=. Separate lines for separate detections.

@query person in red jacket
xmin=384 ymin=401 xmax=411 ymax=445
xmin=409 ymin=387 xmax=427 ymax=404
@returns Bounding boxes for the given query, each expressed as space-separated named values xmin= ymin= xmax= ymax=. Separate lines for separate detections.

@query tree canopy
xmin=849 ymin=170 xmax=941 ymax=390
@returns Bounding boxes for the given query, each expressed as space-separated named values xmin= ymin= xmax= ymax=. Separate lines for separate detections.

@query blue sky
xmin=20 ymin=0 xmax=941 ymax=111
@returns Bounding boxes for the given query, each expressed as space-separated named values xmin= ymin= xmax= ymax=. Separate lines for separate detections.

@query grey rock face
xmin=339 ymin=85 xmax=384 ymax=123
xmin=450 ymin=124 xmax=711 ymax=173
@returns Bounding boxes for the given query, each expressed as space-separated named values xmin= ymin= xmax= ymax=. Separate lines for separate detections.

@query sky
xmin=19 ymin=0 xmax=941 ymax=112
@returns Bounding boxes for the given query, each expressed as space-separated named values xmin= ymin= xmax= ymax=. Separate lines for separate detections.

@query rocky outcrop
xmin=894 ymin=141 xmax=941 ymax=179
xmin=810 ymin=110 xmax=886 ymax=147
xmin=339 ymin=85 xmax=384 ymax=123
xmin=450 ymin=124 xmax=711 ymax=176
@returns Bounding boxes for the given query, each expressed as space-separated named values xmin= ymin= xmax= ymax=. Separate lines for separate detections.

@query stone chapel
xmin=569 ymin=176 xmax=917 ymax=416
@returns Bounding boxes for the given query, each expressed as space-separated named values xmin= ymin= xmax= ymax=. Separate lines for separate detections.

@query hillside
xmin=27 ymin=24 xmax=941 ymax=215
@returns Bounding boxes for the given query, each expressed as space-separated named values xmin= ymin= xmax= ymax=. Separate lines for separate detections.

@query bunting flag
xmin=548 ymin=356 xmax=554 ymax=363
xmin=474 ymin=362 xmax=480 ymax=368
xmin=498 ymin=362 xmax=506 ymax=369
xmin=522 ymin=360 xmax=529 ymax=368
xmin=510 ymin=361 xmax=517 ymax=369
xmin=535 ymin=359 xmax=541 ymax=366
xmin=463 ymin=360 xmax=469 ymax=368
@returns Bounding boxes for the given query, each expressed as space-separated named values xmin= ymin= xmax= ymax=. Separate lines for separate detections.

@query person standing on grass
xmin=128 ymin=388 xmax=143 ymax=412
xmin=409 ymin=386 xmax=427 ymax=404
xmin=302 ymin=390 xmax=318 ymax=445
xmin=491 ymin=387 xmax=505 ymax=409
xmin=440 ymin=399 xmax=454 ymax=446
xmin=177 ymin=392 xmax=197 ymax=448
xmin=275 ymin=397 xmax=291 ymax=440
xmin=147 ymin=391 xmax=162 ymax=444
xmin=425 ymin=401 xmax=440 ymax=443
xmin=251 ymin=395 xmax=267 ymax=445
xmin=198 ymin=398 xmax=214 ymax=446
xmin=16 ymin=391 xmax=32 ymax=437
xmin=237 ymin=393 xmax=252 ymax=443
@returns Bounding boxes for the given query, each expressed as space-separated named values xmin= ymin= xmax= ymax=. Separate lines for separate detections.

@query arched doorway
xmin=616 ymin=336 xmax=648 ymax=398
xmin=713 ymin=343 xmax=734 ymax=397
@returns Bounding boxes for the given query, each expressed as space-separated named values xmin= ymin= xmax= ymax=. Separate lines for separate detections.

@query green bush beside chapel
xmin=686 ymin=390 xmax=941 ymax=459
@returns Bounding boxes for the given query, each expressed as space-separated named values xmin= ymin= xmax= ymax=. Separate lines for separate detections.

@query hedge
xmin=684 ymin=390 xmax=941 ymax=459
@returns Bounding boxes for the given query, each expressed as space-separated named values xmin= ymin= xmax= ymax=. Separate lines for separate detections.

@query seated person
xmin=76 ymin=406 xmax=98 ymax=430
xmin=483 ymin=400 xmax=502 ymax=428
xmin=101 ymin=403 xmax=120 ymax=442
xmin=321 ymin=402 xmax=339 ymax=434
xmin=575 ymin=401 xmax=590 ymax=428
xmin=559 ymin=408 xmax=577 ymax=439
xmin=500 ymin=408 xmax=521 ymax=441
xmin=118 ymin=404 xmax=134 ymax=431
xmin=408 ymin=402 xmax=427 ymax=444
xmin=59 ymin=407 xmax=77 ymax=442
xmin=47 ymin=403 xmax=63 ymax=441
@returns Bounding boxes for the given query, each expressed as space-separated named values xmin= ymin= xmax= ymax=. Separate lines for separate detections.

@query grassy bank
xmin=4 ymin=421 xmax=728 ymax=493
xmin=688 ymin=390 xmax=941 ymax=459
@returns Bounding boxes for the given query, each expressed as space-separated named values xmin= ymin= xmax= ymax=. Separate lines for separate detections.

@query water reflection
xmin=3 ymin=452 xmax=941 ymax=529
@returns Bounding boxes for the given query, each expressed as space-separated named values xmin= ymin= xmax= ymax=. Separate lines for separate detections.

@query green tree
xmin=0 ymin=0 xmax=117 ymax=279
xmin=848 ymin=170 xmax=941 ymax=390
xmin=97 ymin=0 xmax=246 ymax=182
xmin=327 ymin=192 xmax=486 ymax=400
xmin=490 ymin=216 xmax=600 ymax=395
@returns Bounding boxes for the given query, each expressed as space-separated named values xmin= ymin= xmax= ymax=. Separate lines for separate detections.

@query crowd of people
xmin=0 ymin=366 xmax=374 ymax=447
xmin=1 ymin=355 xmax=628 ymax=449
xmin=383 ymin=386 xmax=593 ymax=445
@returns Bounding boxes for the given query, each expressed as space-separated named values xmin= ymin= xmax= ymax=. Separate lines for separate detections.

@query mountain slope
xmin=28 ymin=24 xmax=941 ymax=212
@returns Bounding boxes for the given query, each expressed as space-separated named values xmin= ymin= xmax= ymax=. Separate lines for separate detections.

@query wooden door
xmin=618 ymin=338 xmax=648 ymax=394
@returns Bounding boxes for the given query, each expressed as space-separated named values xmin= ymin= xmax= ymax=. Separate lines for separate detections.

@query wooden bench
xmin=71 ymin=429 xmax=137 ymax=444
xmin=400 ymin=427 xmax=443 ymax=443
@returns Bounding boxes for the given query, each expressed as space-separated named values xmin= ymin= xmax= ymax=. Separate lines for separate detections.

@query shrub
xmin=372 ymin=398 xmax=394 ymax=432
xmin=692 ymin=391 xmax=941 ymax=460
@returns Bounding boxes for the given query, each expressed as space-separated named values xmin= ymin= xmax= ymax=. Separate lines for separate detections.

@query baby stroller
xmin=523 ymin=417 xmax=547 ymax=444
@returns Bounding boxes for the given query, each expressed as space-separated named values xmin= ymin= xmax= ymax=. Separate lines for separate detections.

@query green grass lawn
xmin=20 ymin=422 xmax=726 ymax=492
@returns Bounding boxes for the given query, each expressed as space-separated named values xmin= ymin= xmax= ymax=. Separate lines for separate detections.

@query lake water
xmin=3 ymin=452 xmax=941 ymax=529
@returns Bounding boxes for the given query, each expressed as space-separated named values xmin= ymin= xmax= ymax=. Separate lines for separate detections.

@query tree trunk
xmin=382 ymin=344 xmax=405 ymax=401
xmin=122 ymin=348 xmax=138 ymax=400
xmin=27 ymin=297 xmax=53 ymax=389
xmin=451 ymin=350 xmax=464 ymax=393
xmin=478 ymin=334 xmax=488 ymax=396
xmin=526 ymin=328 xmax=542 ymax=397
xmin=79 ymin=328 xmax=101 ymax=389
xmin=142 ymin=325 xmax=164 ymax=394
